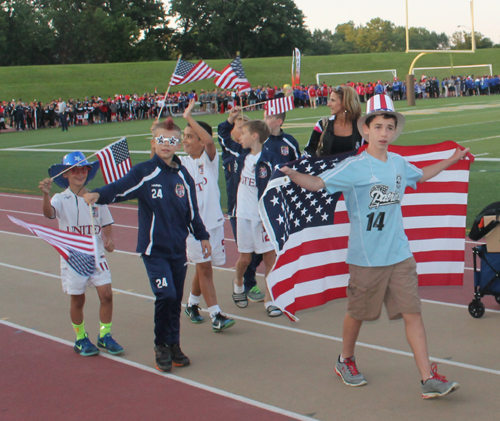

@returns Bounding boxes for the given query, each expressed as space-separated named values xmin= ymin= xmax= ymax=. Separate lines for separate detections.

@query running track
xmin=2 ymin=193 xmax=500 ymax=420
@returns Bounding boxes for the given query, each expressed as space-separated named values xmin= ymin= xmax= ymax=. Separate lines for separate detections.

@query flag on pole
xmin=169 ymin=59 xmax=220 ymax=86
xmin=214 ymin=57 xmax=251 ymax=92
xmin=291 ymin=49 xmax=295 ymax=87
xmin=259 ymin=141 xmax=474 ymax=320
xmin=264 ymin=97 xmax=294 ymax=116
xmin=96 ymin=138 xmax=132 ymax=184
xmin=293 ymin=48 xmax=301 ymax=87
xmin=9 ymin=215 xmax=97 ymax=277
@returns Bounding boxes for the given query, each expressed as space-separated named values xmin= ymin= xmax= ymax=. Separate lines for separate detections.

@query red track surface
xmin=1 ymin=192 xmax=500 ymax=420
xmin=0 ymin=323 xmax=295 ymax=421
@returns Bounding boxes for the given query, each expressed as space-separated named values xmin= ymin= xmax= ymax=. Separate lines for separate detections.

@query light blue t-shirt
xmin=319 ymin=151 xmax=423 ymax=267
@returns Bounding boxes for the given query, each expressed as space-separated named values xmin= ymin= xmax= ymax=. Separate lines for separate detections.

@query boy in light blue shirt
xmin=281 ymin=94 xmax=468 ymax=399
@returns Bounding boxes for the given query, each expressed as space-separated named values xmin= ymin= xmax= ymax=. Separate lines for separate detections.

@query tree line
xmin=0 ymin=0 xmax=497 ymax=66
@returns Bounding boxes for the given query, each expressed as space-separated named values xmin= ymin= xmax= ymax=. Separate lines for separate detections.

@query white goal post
xmin=316 ymin=69 xmax=397 ymax=85
xmin=412 ymin=64 xmax=493 ymax=77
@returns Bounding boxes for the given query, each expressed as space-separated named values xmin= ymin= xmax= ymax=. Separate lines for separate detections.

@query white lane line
xmin=402 ymin=119 xmax=500 ymax=135
xmin=0 ymin=319 xmax=315 ymax=421
xmin=2 ymin=260 xmax=500 ymax=377
xmin=0 ymin=133 xmax=151 ymax=150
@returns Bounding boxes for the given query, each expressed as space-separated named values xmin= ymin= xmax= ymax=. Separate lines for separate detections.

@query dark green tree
xmin=168 ymin=0 xmax=310 ymax=59
xmin=0 ymin=0 xmax=55 ymax=66
xmin=450 ymin=30 xmax=494 ymax=50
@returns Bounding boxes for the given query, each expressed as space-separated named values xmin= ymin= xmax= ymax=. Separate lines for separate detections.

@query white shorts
xmin=61 ymin=262 xmax=112 ymax=295
xmin=186 ymin=225 xmax=226 ymax=266
xmin=236 ymin=218 xmax=274 ymax=254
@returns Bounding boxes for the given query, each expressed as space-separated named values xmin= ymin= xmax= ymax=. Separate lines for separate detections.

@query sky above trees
xmin=292 ymin=0 xmax=499 ymax=44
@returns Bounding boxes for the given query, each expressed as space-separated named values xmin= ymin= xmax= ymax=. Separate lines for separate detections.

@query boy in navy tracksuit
xmin=85 ymin=117 xmax=210 ymax=373
xmin=263 ymin=110 xmax=301 ymax=162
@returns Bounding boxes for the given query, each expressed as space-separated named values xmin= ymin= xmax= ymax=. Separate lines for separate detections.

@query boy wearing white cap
xmin=281 ymin=94 xmax=468 ymax=399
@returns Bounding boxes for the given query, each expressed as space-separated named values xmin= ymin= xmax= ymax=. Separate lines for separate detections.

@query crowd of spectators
xmin=1 ymin=74 xmax=498 ymax=133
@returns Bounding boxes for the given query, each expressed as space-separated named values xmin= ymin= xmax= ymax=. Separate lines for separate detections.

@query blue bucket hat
xmin=48 ymin=151 xmax=100 ymax=188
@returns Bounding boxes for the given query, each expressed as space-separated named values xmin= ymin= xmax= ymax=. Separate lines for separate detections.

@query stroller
xmin=468 ymin=202 xmax=500 ymax=318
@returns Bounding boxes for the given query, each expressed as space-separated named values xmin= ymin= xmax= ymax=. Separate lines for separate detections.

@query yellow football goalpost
xmin=405 ymin=0 xmax=476 ymax=105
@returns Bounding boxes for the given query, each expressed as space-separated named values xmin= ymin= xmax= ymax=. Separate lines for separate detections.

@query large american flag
xmin=96 ymin=138 xmax=132 ymax=184
xmin=259 ymin=141 xmax=474 ymax=320
xmin=214 ymin=57 xmax=251 ymax=92
xmin=169 ymin=59 xmax=220 ymax=86
xmin=9 ymin=215 xmax=97 ymax=277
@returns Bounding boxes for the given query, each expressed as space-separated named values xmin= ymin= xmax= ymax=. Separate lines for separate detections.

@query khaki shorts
xmin=346 ymin=257 xmax=421 ymax=321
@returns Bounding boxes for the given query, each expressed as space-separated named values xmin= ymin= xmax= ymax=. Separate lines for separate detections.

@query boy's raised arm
xmin=418 ymin=146 xmax=470 ymax=183
xmin=39 ymin=178 xmax=55 ymax=218
xmin=183 ymin=98 xmax=216 ymax=160
xmin=281 ymin=166 xmax=326 ymax=192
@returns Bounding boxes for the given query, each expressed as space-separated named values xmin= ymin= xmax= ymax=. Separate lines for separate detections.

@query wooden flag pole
xmin=240 ymin=100 xmax=267 ymax=110
xmin=49 ymin=152 xmax=99 ymax=182
xmin=87 ymin=203 xmax=100 ymax=271
xmin=157 ymin=54 xmax=182 ymax=122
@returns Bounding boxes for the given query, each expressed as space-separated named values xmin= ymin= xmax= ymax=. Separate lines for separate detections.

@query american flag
xmin=259 ymin=141 xmax=474 ymax=320
xmin=169 ymin=59 xmax=220 ymax=86
xmin=264 ymin=97 xmax=294 ymax=116
xmin=96 ymin=138 xmax=132 ymax=184
xmin=214 ymin=57 xmax=251 ymax=92
xmin=8 ymin=215 xmax=97 ymax=277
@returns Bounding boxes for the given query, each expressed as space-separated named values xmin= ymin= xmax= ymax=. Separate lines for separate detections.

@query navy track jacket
xmin=94 ymin=154 xmax=209 ymax=259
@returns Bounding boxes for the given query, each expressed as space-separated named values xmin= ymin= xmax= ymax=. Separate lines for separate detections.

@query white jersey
xmin=236 ymin=152 xmax=261 ymax=221
xmin=51 ymin=188 xmax=114 ymax=269
xmin=180 ymin=150 xmax=224 ymax=230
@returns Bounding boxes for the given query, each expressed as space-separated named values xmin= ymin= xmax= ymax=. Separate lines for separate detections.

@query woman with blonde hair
xmin=303 ymin=85 xmax=363 ymax=157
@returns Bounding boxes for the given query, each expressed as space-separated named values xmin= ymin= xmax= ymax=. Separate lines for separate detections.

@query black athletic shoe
xmin=154 ymin=344 xmax=172 ymax=372
xmin=185 ymin=304 xmax=204 ymax=323
xmin=212 ymin=313 xmax=236 ymax=332
xmin=169 ymin=344 xmax=190 ymax=367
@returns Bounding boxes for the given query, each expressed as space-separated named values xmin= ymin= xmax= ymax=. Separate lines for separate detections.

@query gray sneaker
xmin=247 ymin=286 xmax=265 ymax=302
xmin=335 ymin=356 xmax=367 ymax=387
xmin=421 ymin=364 xmax=459 ymax=399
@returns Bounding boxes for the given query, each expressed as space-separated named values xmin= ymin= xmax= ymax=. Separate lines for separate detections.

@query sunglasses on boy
xmin=155 ymin=135 xmax=180 ymax=145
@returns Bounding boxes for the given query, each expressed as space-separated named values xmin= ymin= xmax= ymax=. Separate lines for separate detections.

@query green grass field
xmin=1 ymin=49 xmax=499 ymax=103
xmin=1 ymin=94 xmax=499 ymax=229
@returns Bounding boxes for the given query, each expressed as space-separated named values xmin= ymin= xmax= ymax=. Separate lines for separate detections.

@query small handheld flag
xmin=264 ymin=97 xmax=294 ymax=116
xmin=169 ymin=59 xmax=220 ymax=86
xmin=9 ymin=215 xmax=97 ymax=277
xmin=214 ymin=56 xmax=251 ymax=92
xmin=96 ymin=138 xmax=132 ymax=184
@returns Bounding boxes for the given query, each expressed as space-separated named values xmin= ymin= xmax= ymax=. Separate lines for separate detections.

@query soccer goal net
xmin=316 ymin=69 xmax=397 ymax=86
xmin=413 ymin=64 xmax=492 ymax=82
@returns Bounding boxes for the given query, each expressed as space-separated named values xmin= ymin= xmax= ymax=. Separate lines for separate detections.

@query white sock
xmin=188 ymin=293 xmax=201 ymax=307
xmin=264 ymin=301 xmax=274 ymax=309
xmin=234 ymin=283 xmax=244 ymax=294
xmin=209 ymin=305 xmax=221 ymax=320
xmin=339 ymin=355 xmax=345 ymax=363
